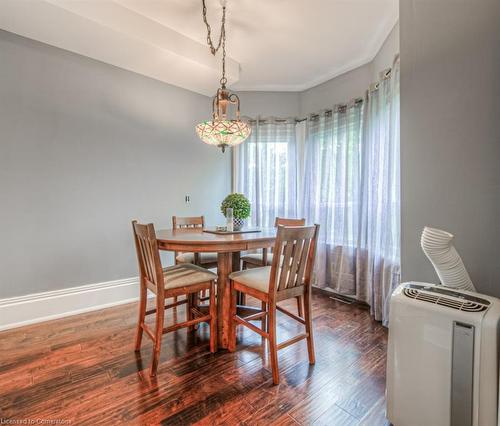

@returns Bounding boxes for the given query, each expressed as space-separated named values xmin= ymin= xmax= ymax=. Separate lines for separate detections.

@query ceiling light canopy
xmin=196 ymin=0 xmax=250 ymax=153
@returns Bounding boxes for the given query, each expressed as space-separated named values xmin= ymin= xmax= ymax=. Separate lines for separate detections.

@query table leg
xmin=217 ymin=252 xmax=232 ymax=349
xmin=232 ymin=251 xmax=241 ymax=272
xmin=217 ymin=250 xmax=260 ymax=350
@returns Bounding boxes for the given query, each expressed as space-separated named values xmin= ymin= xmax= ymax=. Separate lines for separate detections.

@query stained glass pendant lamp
xmin=196 ymin=0 xmax=251 ymax=153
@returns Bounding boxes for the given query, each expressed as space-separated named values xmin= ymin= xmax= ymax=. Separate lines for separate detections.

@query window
xmin=234 ymin=57 xmax=400 ymax=325
xmin=234 ymin=118 xmax=297 ymax=228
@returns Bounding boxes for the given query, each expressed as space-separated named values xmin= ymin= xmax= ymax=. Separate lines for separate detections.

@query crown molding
xmin=232 ymin=18 xmax=399 ymax=93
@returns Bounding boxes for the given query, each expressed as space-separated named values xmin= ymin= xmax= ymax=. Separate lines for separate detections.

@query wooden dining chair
xmin=132 ymin=220 xmax=217 ymax=376
xmin=228 ymin=224 xmax=319 ymax=385
xmin=241 ymin=217 xmax=306 ymax=315
xmin=241 ymin=217 xmax=306 ymax=268
xmin=172 ymin=215 xmax=218 ymax=304
xmin=172 ymin=216 xmax=218 ymax=269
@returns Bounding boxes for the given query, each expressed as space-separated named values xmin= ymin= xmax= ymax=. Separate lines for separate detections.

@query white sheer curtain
xmin=358 ymin=58 xmax=400 ymax=324
xmin=234 ymin=118 xmax=298 ymax=227
xmin=234 ymin=58 xmax=400 ymax=325
xmin=303 ymin=58 xmax=400 ymax=325
xmin=302 ymin=102 xmax=364 ymax=295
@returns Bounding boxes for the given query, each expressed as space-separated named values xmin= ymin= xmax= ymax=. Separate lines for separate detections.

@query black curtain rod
xmin=245 ymin=98 xmax=364 ymax=124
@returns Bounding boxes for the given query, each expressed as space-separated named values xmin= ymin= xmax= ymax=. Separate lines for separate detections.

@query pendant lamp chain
xmin=202 ymin=0 xmax=227 ymax=87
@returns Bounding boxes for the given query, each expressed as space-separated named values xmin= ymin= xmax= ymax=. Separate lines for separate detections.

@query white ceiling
xmin=0 ymin=0 xmax=398 ymax=96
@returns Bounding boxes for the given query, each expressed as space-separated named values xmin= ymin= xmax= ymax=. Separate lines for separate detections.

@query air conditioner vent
xmin=403 ymin=284 xmax=489 ymax=312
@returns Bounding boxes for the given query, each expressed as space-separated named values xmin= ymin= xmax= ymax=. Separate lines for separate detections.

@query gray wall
xmin=237 ymin=91 xmax=301 ymax=118
xmin=400 ymin=1 xmax=500 ymax=295
xmin=0 ymin=30 xmax=231 ymax=299
xmin=299 ymin=63 xmax=372 ymax=115
xmin=371 ymin=22 xmax=399 ymax=81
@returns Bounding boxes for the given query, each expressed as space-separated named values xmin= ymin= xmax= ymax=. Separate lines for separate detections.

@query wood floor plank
xmin=0 ymin=293 xmax=389 ymax=425
xmin=313 ymin=403 xmax=360 ymax=426
xmin=359 ymin=396 xmax=391 ymax=426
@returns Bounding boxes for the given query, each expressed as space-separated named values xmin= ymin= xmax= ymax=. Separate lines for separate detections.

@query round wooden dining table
xmin=155 ymin=227 xmax=277 ymax=349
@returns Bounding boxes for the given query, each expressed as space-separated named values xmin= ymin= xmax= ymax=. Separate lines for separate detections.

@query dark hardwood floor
xmin=0 ymin=291 xmax=389 ymax=425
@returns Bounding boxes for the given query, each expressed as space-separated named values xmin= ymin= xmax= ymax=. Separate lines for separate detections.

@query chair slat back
xmin=132 ymin=221 xmax=164 ymax=293
xmin=274 ymin=217 xmax=306 ymax=227
xmin=172 ymin=216 xmax=205 ymax=229
xmin=269 ymin=225 xmax=320 ymax=294
xmin=267 ymin=218 xmax=306 ymax=256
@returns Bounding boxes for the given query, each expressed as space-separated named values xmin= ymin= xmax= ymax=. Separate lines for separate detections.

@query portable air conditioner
xmin=387 ymin=282 xmax=500 ymax=426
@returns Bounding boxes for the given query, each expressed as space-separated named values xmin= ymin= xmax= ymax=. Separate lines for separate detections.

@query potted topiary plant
xmin=220 ymin=193 xmax=251 ymax=231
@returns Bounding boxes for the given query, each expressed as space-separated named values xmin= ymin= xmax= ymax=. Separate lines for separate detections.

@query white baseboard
xmin=0 ymin=277 xmax=141 ymax=332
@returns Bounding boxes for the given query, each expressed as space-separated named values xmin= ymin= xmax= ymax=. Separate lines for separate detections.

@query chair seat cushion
xmin=163 ymin=264 xmax=217 ymax=290
xmin=241 ymin=253 xmax=286 ymax=267
xmin=229 ymin=266 xmax=271 ymax=293
xmin=176 ymin=252 xmax=218 ymax=265
xmin=241 ymin=252 xmax=274 ymax=266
